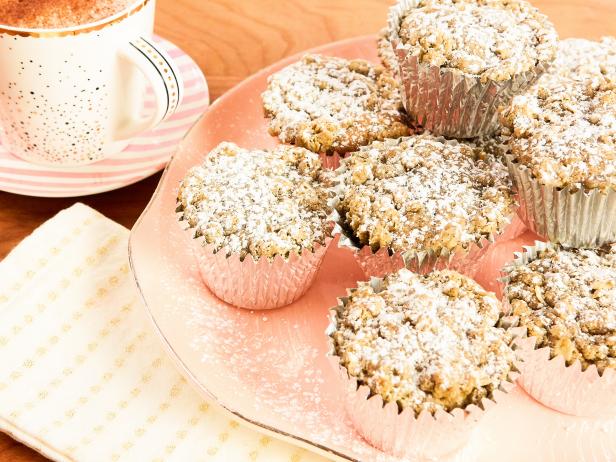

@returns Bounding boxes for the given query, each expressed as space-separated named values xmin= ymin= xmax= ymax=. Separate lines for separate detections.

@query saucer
xmin=0 ymin=35 xmax=209 ymax=198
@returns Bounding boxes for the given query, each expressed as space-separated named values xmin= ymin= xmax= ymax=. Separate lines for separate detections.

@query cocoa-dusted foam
xmin=0 ymin=0 xmax=135 ymax=29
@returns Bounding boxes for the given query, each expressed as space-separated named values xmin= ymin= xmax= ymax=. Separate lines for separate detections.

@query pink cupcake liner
xmin=502 ymin=241 xmax=616 ymax=417
xmin=193 ymin=238 xmax=332 ymax=310
xmin=326 ymin=281 xmax=523 ymax=459
xmin=319 ymin=152 xmax=346 ymax=170
xmin=517 ymin=339 xmax=616 ymax=417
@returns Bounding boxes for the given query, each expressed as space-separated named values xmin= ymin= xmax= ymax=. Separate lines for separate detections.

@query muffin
xmin=261 ymin=54 xmax=411 ymax=168
xmin=479 ymin=37 xmax=615 ymax=156
xmin=501 ymin=37 xmax=616 ymax=247
xmin=502 ymin=242 xmax=616 ymax=416
xmin=386 ymin=0 xmax=557 ymax=138
xmin=328 ymin=268 xmax=518 ymax=458
xmin=177 ymin=142 xmax=334 ymax=309
xmin=335 ymin=134 xmax=516 ymax=278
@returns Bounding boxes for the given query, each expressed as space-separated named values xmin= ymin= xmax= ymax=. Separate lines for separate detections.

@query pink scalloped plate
xmin=129 ymin=35 xmax=616 ymax=462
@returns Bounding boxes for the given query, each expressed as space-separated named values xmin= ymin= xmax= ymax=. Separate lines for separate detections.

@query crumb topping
xmin=262 ymin=54 xmax=410 ymax=154
xmin=337 ymin=135 xmax=515 ymax=255
xmin=504 ymin=246 xmax=616 ymax=373
xmin=471 ymin=130 xmax=511 ymax=159
xmin=377 ymin=28 xmax=398 ymax=73
xmin=396 ymin=0 xmax=557 ymax=82
xmin=552 ymin=37 xmax=616 ymax=83
xmin=500 ymin=67 xmax=616 ymax=190
xmin=177 ymin=142 xmax=332 ymax=260
xmin=332 ymin=269 xmax=515 ymax=414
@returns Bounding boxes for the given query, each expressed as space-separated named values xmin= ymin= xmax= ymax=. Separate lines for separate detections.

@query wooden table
xmin=1 ymin=0 xmax=614 ymax=460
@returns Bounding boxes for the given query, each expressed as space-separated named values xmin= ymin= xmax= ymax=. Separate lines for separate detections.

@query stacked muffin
xmin=174 ymin=0 xmax=616 ymax=457
xmin=386 ymin=0 xmax=557 ymax=138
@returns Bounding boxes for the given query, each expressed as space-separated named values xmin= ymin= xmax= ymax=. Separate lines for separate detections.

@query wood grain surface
xmin=1 ymin=0 xmax=615 ymax=460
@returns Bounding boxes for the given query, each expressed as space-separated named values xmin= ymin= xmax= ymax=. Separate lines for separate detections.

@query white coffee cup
xmin=0 ymin=0 xmax=183 ymax=166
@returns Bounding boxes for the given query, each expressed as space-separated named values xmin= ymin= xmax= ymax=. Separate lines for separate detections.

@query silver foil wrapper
xmin=179 ymin=211 xmax=333 ymax=310
xmin=326 ymin=278 xmax=522 ymax=459
xmin=345 ymin=235 xmax=490 ymax=280
xmin=319 ymin=152 xmax=345 ymax=170
xmin=334 ymin=207 xmax=515 ymax=280
xmin=193 ymin=239 xmax=331 ymax=310
xmin=506 ymin=155 xmax=616 ymax=248
xmin=502 ymin=241 xmax=616 ymax=416
xmin=386 ymin=0 xmax=551 ymax=139
xmin=518 ymin=342 xmax=616 ymax=417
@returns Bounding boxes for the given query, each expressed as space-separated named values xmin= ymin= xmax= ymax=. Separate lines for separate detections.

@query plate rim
xmin=128 ymin=34 xmax=379 ymax=462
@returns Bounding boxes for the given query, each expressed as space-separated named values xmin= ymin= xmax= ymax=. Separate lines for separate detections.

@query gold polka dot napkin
xmin=0 ymin=203 xmax=329 ymax=462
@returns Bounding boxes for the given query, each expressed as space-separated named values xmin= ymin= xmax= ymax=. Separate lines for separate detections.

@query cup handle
xmin=116 ymin=36 xmax=184 ymax=140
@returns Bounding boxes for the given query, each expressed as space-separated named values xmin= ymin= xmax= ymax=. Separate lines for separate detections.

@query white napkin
xmin=0 ymin=203 xmax=329 ymax=462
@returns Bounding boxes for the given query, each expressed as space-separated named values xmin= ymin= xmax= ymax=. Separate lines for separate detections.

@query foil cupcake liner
xmin=319 ymin=152 xmax=346 ymax=170
xmin=193 ymin=239 xmax=331 ymax=310
xmin=346 ymin=234 xmax=490 ymax=279
xmin=518 ymin=342 xmax=616 ymax=417
xmin=386 ymin=0 xmax=551 ymax=139
xmin=506 ymin=154 xmax=616 ymax=248
xmin=326 ymin=277 xmax=523 ymax=459
xmin=501 ymin=241 xmax=616 ymax=417
xmin=497 ymin=212 xmax=528 ymax=242
xmin=179 ymin=214 xmax=333 ymax=310
xmin=334 ymin=207 xmax=515 ymax=280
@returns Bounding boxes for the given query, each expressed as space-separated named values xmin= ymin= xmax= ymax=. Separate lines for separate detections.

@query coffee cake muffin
xmin=491 ymin=38 xmax=612 ymax=169
xmin=502 ymin=242 xmax=616 ymax=416
xmin=262 ymin=54 xmax=410 ymax=164
xmin=396 ymin=0 xmax=556 ymax=83
xmin=177 ymin=142 xmax=334 ymax=309
xmin=501 ymin=38 xmax=616 ymax=247
xmin=504 ymin=246 xmax=616 ymax=373
xmin=386 ymin=0 xmax=557 ymax=138
xmin=328 ymin=268 xmax=517 ymax=457
xmin=502 ymin=76 xmax=616 ymax=191
xmin=335 ymin=134 xmax=515 ymax=277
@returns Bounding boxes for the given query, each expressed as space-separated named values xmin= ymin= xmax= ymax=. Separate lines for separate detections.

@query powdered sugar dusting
xmin=332 ymin=269 xmax=516 ymax=415
xmin=505 ymin=246 xmax=616 ymax=373
xmin=500 ymin=37 xmax=616 ymax=190
xmin=397 ymin=0 xmax=557 ymax=83
xmin=377 ymin=28 xmax=398 ymax=73
xmin=177 ymin=142 xmax=332 ymax=260
xmin=552 ymin=37 xmax=616 ymax=83
xmin=337 ymin=134 xmax=515 ymax=255
xmin=262 ymin=54 xmax=410 ymax=154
